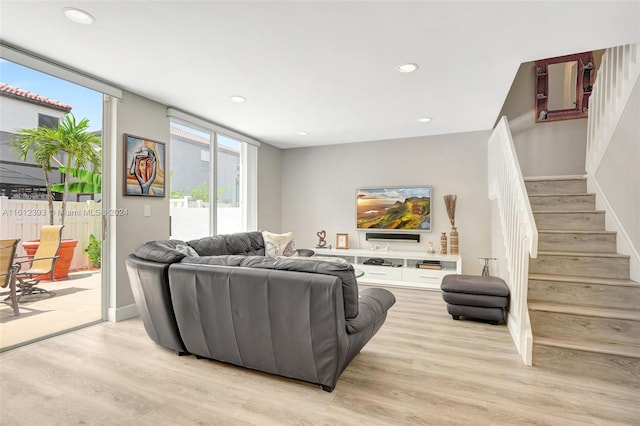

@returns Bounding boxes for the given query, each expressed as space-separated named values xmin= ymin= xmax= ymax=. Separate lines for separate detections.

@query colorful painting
xmin=124 ymin=134 xmax=165 ymax=197
xmin=357 ymin=186 xmax=431 ymax=231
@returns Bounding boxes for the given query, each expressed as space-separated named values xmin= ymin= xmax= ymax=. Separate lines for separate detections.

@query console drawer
xmin=402 ymin=268 xmax=451 ymax=287
xmin=358 ymin=265 xmax=403 ymax=281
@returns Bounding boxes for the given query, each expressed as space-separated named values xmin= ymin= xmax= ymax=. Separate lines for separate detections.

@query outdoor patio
xmin=0 ymin=269 xmax=102 ymax=350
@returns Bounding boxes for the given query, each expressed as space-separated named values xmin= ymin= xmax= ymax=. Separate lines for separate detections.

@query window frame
xmin=168 ymin=109 xmax=259 ymax=236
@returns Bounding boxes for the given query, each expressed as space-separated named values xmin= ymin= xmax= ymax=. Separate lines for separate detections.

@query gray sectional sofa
xmin=125 ymin=231 xmax=395 ymax=392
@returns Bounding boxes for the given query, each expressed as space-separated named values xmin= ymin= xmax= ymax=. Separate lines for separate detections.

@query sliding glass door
xmin=0 ymin=59 xmax=105 ymax=350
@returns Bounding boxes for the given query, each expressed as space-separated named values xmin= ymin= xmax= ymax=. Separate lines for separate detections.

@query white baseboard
xmin=107 ymin=303 xmax=139 ymax=322
xmin=588 ymin=176 xmax=640 ymax=282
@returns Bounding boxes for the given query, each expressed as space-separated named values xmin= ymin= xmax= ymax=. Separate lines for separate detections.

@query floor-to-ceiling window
xmin=168 ymin=110 xmax=258 ymax=239
xmin=0 ymin=57 xmax=109 ymax=350
xmin=168 ymin=123 xmax=212 ymax=241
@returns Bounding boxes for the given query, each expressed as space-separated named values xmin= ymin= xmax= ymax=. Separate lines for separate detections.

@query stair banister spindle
xmin=488 ymin=116 xmax=537 ymax=365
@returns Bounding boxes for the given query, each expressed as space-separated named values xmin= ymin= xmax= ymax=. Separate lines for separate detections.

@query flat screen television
xmin=357 ymin=186 xmax=431 ymax=231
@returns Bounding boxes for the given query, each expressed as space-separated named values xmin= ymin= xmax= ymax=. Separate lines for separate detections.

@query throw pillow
xmin=262 ymin=231 xmax=296 ymax=258
xmin=176 ymin=244 xmax=199 ymax=257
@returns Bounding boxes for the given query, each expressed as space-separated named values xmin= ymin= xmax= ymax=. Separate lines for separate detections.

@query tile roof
xmin=0 ymin=82 xmax=72 ymax=112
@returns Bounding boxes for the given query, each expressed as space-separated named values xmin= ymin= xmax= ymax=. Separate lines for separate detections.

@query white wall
xmin=112 ymin=91 xmax=170 ymax=315
xmin=499 ymin=61 xmax=588 ymax=177
xmin=0 ymin=95 xmax=66 ymax=132
xmin=594 ymin=76 xmax=640 ymax=279
xmin=257 ymin=142 xmax=282 ymax=233
xmin=109 ymin=92 xmax=284 ymax=319
xmin=281 ymin=131 xmax=491 ymax=274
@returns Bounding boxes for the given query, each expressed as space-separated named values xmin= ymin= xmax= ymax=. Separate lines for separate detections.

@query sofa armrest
xmin=346 ymin=288 xmax=395 ymax=334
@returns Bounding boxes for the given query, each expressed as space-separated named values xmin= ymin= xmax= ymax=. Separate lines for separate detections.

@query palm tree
xmin=12 ymin=113 xmax=101 ymax=226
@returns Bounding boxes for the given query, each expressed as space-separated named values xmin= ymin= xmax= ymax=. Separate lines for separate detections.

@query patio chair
xmin=15 ymin=225 xmax=63 ymax=301
xmin=0 ymin=239 xmax=21 ymax=316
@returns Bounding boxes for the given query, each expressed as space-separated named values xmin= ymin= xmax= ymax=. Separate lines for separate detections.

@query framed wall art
xmin=124 ymin=134 xmax=166 ymax=197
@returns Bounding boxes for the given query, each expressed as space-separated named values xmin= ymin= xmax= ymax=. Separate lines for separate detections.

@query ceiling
xmin=0 ymin=1 xmax=638 ymax=149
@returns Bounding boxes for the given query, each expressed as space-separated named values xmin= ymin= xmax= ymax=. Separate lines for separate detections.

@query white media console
xmin=313 ymin=248 xmax=462 ymax=290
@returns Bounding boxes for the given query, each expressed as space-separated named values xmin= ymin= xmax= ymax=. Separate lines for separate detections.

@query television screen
xmin=357 ymin=186 xmax=431 ymax=231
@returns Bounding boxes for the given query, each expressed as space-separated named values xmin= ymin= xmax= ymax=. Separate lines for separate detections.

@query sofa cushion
xmin=181 ymin=255 xmax=360 ymax=319
xmin=186 ymin=235 xmax=228 ymax=256
xmin=441 ymin=274 xmax=509 ymax=297
xmin=262 ymin=230 xmax=296 ymax=258
xmin=226 ymin=232 xmax=265 ymax=256
xmin=187 ymin=232 xmax=265 ymax=257
xmin=133 ymin=239 xmax=188 ymax=263
xmin=176 ymin=244 xmax=199 ymax=257
xmin=346 ymin=288 xmax=396 ymax=334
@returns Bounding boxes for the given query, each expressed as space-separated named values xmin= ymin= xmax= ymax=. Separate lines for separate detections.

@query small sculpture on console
xmin=316 ymin=230 xmax=327 ymax=248
xmin=444 ymin=194 xmax=459 ymax=255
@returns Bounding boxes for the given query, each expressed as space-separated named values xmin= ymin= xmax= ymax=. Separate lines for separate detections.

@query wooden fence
xmin=0 ymin=196 xmax=102 ymax=270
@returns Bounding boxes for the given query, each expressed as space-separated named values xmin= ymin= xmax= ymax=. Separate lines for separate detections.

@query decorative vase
xmin=440 ymin=232 xmax=447 ymax=255
xmin=450 ymin=227 xmax=459 ymax=255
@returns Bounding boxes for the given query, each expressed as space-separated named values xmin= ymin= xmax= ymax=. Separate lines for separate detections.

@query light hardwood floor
xmin=1 ymin=285 xmax=638 ymax=425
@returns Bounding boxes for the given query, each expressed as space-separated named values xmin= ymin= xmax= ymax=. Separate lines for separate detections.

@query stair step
xmin=528 ymin=273 xmax=640 ymax=309
xmin=529 ymin=193 xmax=596 ymax=212
xmin=529 ymin=300 xmax=640 ymax=321
xmin=533 ymin=338 xmax=640 ymax=386
xmin=535 ymin=336 xmax=640 ymax=359
xmin=530 ymin=251 xmax=630 ymax=280
xmin=525 ymin=176 xmax=587 ymax=195
xmin=533 ymin=210 xmax=605 ymax=231
xmin=529 ymin=301 xmax=640 ymax=348
xmin=537 ymin=230 xmax=617 ymax=253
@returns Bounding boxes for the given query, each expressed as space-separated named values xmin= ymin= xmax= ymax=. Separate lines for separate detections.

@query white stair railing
xmin=586 ymin=43 xmax=640 ymax=174
xmin=488 ymin=116 xmax=538 ymax=365
xmin=585 ymin=42 xmax=640 ymax=282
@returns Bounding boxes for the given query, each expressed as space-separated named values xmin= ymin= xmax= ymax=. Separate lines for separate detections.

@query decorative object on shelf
xmin=450 ymin=227 xmax=459 ymax=255
xmin=427 ymin=241 xmax=436 ymax=254
xmin=538 ymin=110 xmax=547 ymax=120
xmin=440 ymin=232 xmax=447 ymax=255
xmin=316 ymin=230 xmax=327 ymax=248
xmin=444 ymin=194 xmax=458 ymax=255
xmin=444 ymin=194 xmax=457 ymax=227
xmin=336 ymin=233 xmax=349 ymax=249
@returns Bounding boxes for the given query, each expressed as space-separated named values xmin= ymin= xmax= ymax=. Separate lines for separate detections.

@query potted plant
xmin=12 ymin=113 xmax=101 ymax=279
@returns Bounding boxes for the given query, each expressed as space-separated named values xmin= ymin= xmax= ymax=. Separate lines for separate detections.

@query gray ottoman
xmin=441 ymin=274 xmax=509 ymax=324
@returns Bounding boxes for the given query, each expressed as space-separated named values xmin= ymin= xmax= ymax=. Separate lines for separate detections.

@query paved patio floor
xmin=0 ymin=269 xmax=102 ymax=350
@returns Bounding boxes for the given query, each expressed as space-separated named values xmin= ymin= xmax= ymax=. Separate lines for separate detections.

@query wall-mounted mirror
xmin=535 ymin=51 xmax=595 ymax=123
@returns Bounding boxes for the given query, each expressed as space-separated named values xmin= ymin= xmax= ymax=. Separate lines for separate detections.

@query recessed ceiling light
xmin=62 ymin=7 xmax=95 ymax=25
xmin=230 ymin=96 xmax=246 ymax=103
xmin=397 ymin=63 xmax=419 ymax=73
xmin=297 ymin=132 xmax=308 ymax=136
xmin=418 ymin=117 xmax=432 ymax=123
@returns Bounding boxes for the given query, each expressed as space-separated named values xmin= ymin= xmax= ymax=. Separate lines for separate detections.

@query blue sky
xmin=1 ymin=59 xmax=103 ymax=131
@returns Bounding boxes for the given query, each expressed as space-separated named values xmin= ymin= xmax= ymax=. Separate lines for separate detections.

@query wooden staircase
xmin=525 ymin=176 xmax=640 ymax=386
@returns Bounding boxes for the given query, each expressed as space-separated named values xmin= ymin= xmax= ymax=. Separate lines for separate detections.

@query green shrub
xmin=85 ymin=234 xmax=101 ymax=268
